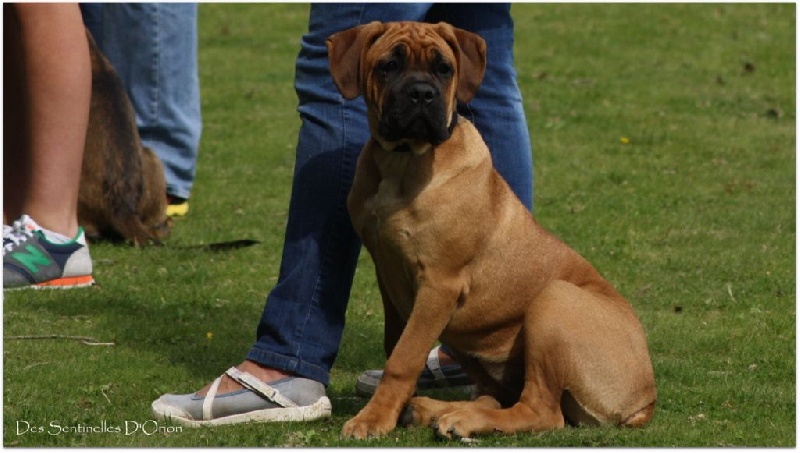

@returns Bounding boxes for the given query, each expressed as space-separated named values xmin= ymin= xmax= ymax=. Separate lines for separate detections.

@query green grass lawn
xmin=3 ymin=3 xmax=795 ymax=447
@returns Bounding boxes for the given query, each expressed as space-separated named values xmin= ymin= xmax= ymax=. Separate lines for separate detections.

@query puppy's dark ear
xmin=439 ymin=24 xmax=487 ymax=104
xmin=326 ymin=21 xmax=385 ymax=100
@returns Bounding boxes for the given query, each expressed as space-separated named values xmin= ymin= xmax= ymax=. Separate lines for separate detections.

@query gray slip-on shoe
xmin=152 ymin=367 xmax=331 ymax=427
xmin=356 ymin=346 xmax=474 ymax=397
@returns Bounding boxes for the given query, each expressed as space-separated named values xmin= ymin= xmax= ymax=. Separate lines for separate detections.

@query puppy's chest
xmin=362 ymin=179 xmax=427 ymax=257
xmin=361 ymin=181 xmax=439 ymax=320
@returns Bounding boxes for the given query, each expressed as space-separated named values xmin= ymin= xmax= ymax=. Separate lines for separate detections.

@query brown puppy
xmin=327 ymin=21 xmax=656 ymax=440
xmin=78 ymin=30 xmax=170 ymax=245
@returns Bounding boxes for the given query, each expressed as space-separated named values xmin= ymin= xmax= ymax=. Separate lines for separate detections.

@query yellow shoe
xmin=166 ymin=196 xmax=189 ymax=217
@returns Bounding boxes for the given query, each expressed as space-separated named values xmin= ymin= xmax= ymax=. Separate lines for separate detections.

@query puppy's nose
xmin=407 ymin=82 xmax=437 ymax=105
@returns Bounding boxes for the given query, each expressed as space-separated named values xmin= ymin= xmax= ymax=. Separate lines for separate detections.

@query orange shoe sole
xmin=31 ymin=275 xmax=95 ymax=289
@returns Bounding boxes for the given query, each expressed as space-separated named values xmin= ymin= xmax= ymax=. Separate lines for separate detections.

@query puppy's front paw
xmin=341 ymin=409 xmax=397 ymax=439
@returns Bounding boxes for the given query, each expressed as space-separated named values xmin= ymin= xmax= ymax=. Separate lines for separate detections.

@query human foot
xmin=152 ymin=361 xmax=330 ymax=427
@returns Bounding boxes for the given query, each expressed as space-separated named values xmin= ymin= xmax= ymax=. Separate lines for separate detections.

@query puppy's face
xmin=327 ymin=22 xmax=486 ymax=152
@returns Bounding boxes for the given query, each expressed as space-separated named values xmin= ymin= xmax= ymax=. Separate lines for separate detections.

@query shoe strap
xmin=203 ymin=376 xmax=224 ymax=421
xmin=225 ymin=367 xmax=298 ymax=408
xmin=426 ymin=346 xmax=447 ymax=384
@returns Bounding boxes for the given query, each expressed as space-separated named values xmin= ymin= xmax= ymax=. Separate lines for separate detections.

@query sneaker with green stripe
xmin=3 ymin=215 xmax=94 ymax=290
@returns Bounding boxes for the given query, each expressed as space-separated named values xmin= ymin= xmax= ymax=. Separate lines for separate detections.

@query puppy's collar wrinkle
xmin=380 ymin=111 xmax=460 ymax=154
xmin=446 ymin=110 xmax=459 ymax=136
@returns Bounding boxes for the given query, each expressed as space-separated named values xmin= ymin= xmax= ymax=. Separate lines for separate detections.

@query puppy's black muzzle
xmin=379 ymin=78 xmax=451 ymax=145
xmin=407 ymin=81 xmax=437 ymax=106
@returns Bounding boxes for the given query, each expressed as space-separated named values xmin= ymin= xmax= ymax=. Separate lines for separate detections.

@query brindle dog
xmin=79 ymin=30 xmax=170 ymax=245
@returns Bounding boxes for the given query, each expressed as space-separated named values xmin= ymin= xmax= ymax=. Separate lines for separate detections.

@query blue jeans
xmin=81 ymin=3 xmax=201 ymax=200
xmin=248 ymin=3 xmax=534 ymax=385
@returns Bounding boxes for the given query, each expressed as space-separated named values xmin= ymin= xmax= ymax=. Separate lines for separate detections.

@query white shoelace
xmin=3 ymin=216 xmax=37 ymax=255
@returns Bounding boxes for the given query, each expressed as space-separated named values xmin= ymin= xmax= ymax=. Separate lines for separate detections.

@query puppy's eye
xmin=377 ymin=60 xmax=399 ymax=75
xmin=435 ymin=62 xmax=453 ymax=77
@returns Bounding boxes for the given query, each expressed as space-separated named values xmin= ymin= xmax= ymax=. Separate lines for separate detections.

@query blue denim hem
xmin=246 ymin=345 xmax=330 ymax=386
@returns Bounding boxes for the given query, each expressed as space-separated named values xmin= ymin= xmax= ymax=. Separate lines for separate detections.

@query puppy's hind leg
xmin=429 ymin=291 xmax=570 ymax=439
xmin=430 ymin=394 xmax=565 ymax=439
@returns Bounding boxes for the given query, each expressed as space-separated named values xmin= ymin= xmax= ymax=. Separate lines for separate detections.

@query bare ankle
xmin=238 ymin=360 xmax=293 ymax=382
xmin=196 ymin=361 xmax=293 ymax=397
xmin=437 ymin=348 xmax=458 ymax=367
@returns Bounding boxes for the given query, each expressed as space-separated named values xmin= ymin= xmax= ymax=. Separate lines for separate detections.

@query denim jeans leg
xmin=80 ymin=3 xmax=103 ymax=37
xmin=246 ymin=4 xmax=370 ymax=385
xmin=82 ymin=3 xmax=201 ymax=200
